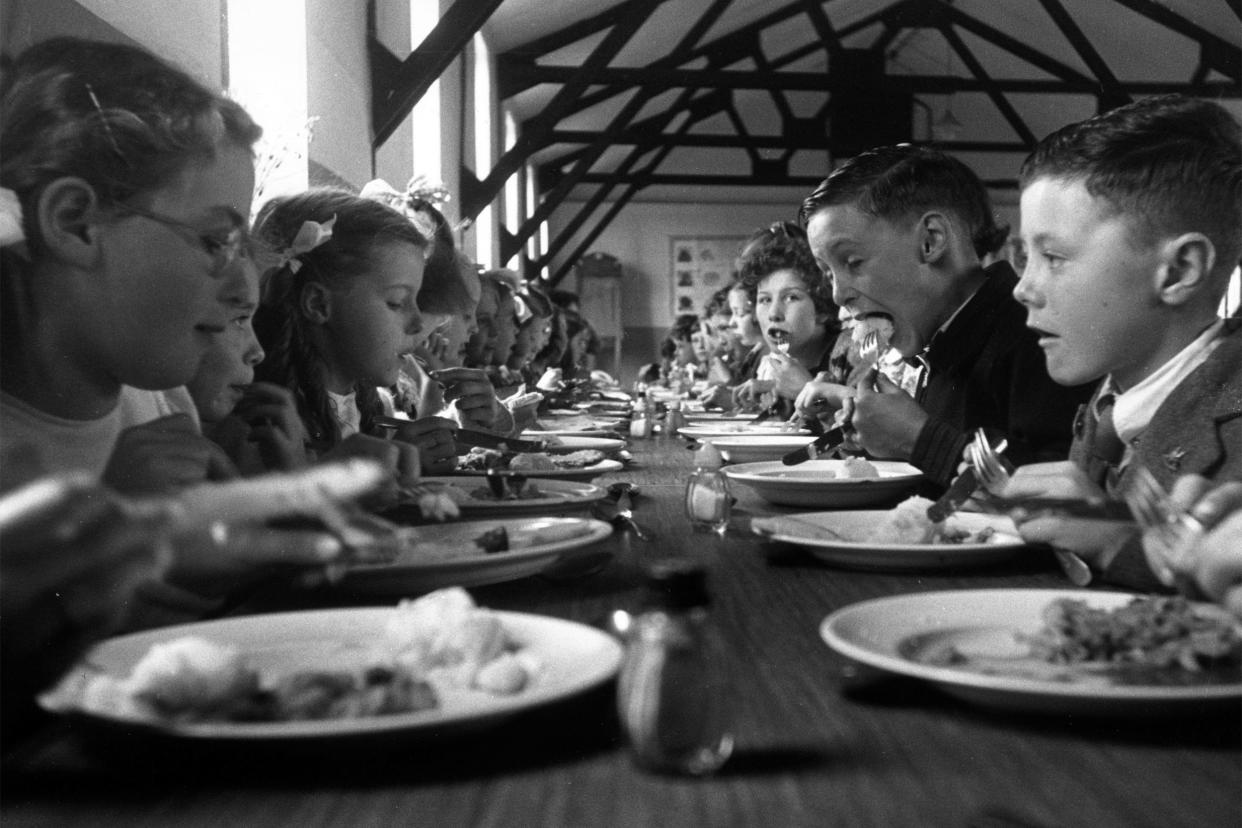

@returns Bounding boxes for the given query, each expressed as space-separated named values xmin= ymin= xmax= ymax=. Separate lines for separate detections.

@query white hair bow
xmin=281 ymin=216 xmax=335 ymax=274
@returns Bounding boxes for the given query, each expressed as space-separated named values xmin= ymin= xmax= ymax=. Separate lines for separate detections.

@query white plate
xmin=41 ymin=608 xmax=623 ymax=741
xmin=821 ymin=589 xmax=1242 ymax=715
xmin=708 ymin=435 xmax=820 ymax=464
xmin=526 ymin=420 xmax=621 ymax=436
xmin=453 ymin=459 xmax=624 ymax=481
xmin=725 ymin=459 xmax=921 ymax=507
xmin=678 ymin=424 xmax=811 ymax=439
xmin=413 ymin=477 xmax=607 ymax=515
xmin=537 ymin=435 xmax=627 ymax=454
xmin=682 ymin=411 xmax=757 ymax=423
xmin=755 ymin=511 xmax=1024 ymax=570
xmin=341 ymin=517 xmax=614 ymax=594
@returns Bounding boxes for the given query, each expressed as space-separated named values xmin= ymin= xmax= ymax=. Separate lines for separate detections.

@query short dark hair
xmin=798 ymin=145 xmax=997 ymax=261
xmin=1020 ymin=94 xmax=1242 ymax=278
xmin=736 ymin=221 xmax=835 ymax=316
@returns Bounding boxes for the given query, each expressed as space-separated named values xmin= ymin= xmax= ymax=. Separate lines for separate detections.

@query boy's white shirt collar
xmin=1105 ymin=317 xmax=1225 ymax=446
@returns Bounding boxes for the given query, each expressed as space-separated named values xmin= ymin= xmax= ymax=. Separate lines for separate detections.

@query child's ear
xmin=35 ymin=177 xmax=102 ymax=267
xmin=299 ymin=281 xmax=332 ymax=324
xmin=917 ymin=212 xmax=950 ymax=264
xmin=1155 ymin=233 xmax=1216 ymax=307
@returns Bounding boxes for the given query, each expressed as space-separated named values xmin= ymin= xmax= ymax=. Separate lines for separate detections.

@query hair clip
xmin=84 ymin=82 xmax=124 ymax=158
xmin=280 ymin=216 xmax=335 ymax=274
xmin=0 ymin=187 xmax=26 ymax=249
xmin=513 ymin=295 xmax=534 ymax=325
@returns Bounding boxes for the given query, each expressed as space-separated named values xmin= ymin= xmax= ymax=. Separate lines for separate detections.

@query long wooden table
xmin=4 ymin=435 xmax=1240 ymax=827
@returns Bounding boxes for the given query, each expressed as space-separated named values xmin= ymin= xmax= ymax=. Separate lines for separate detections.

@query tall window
xmin=227 ymin=0 xmax=308 ymax=215
xmin=410 ymin=2 xmax=441 ymax=186
xmin=504 ymin=110 xmax=520 ymax=269
xmin=473 ymin=32 xmax=494 ymax=268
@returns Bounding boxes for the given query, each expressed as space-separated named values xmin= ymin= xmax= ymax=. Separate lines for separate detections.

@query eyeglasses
xmin=116 ymin=203 xmax=246 ymax=277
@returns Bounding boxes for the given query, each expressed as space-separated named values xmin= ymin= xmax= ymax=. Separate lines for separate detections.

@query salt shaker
xmin=664 ymin=400 xmax=686 ymax=435
xmin=684 ymin=442 xmax=731 ymax=534
xmin=629 ymin=397 xmax=652 ymax=439
xmin=616 ymin=560 xmax=734 ymax=776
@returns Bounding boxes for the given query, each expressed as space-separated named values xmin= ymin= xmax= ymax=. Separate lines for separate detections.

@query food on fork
xmin=851 ymin=314 xmax=894 ymax=349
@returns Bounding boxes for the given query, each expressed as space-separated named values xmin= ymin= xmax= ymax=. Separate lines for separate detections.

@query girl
xmin=252 ymin=188 xmax=457 ymax=474
xmin=699 ymin=281 xmax=768 ymax=409
xmin=0 ymin=37 xmax=261 ymax=493
xmin=732 ymin=222 xmax=844 ymax=417
xmin=186 ymin=254 xmax=307 ymax=475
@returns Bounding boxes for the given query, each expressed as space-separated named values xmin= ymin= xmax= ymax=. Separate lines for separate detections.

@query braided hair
xmin=252 ymin=188 xmax=428 ymax=451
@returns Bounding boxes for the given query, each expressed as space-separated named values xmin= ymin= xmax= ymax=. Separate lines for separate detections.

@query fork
xmin=614 ymin=483 xmax=654 ymax=541
xmin=1122 ymin=464 xmax=1205 ymax=591
xmin=968 ymin=430 xmax=1094 ymax=587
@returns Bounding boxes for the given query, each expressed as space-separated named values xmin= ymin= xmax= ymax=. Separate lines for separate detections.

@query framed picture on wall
xmin=668 ymin=235 xmax=747 ymax=319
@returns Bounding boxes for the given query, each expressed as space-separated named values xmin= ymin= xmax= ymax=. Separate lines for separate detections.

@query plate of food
xmin=455 ymin=447 xmax=624 ymax=480
xmin=394 ymin=477 xmax=607 ymax=516
xmin=678 ymin=424 xmax=811 ymax=439
xmin=752 ymin=503 xmax=1023 ymax=570
xmin=339 ymin=517 xmax=614 ymax=594
xmin=40 ymin=588 xmax=624 ymax=742
xmin=708 ymin=435 xmax=822 ymax=464
xmin=821 ymin=589 xmax=1242 ymax=715
xmin=725 ymin=458 xmax=921 ymax=507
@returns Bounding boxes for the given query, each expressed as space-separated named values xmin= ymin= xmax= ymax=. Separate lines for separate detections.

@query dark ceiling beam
xmin=941 ymin=3 xmax=1095 ymax=85
xmin=942 ymin=24 xmax=1036 ymax=147
xmin=546 ymin=129 xmax=1028 ymax=153
xmin=506 ymin=0 xmax=673 ymax=61
xmin=1110 ymin=0 xmax=1241 ymax=80
xmin=1037 ymin=0 xmax=1129 ymax=108
xmin=547 ymin=183 xmax=642 ymax=286
xmin=801 ymin=0 xmax=845 ymax=57
xmin=369 ymin=0 xmax=503 ymax=148
xmin=569 ymin=171 xmax=1021 ymax=190
xmin=501 ymin=63 xmax=1238 ymax=97
xmin=461 ymin=0 xmax=661 ymax=221
xmin=1229 ymin=0 xmax=1241 ymax=24
xmin=500 ymin=0 xmax=737 ymax=261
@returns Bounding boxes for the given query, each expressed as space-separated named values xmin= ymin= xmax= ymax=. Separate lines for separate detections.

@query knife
xmin=374 ymin=416 xmax=547 ymax=452
xmin=780 ymin=426 xmax=848 ymax=465
xmin=926 ymin=467 xmax=981 ymax=523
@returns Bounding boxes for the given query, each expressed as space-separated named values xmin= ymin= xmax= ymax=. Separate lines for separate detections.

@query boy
xmin=1005 ymin=94 xmax=1242 ymax=590
xmin=798 ymin=145 xmax=1092 ymax=493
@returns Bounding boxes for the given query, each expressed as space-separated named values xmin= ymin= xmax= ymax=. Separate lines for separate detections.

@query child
xmin=731 ymin=222 xmax=844 ymax=417
xmin=0 ymin=37 xmax=261 ymax=493
xmin=186 ymin=254 xmax=308 ymax=474
xmin=798 ymin=145 xmax=1091 ymax=492
xmin=252 ymin=188 xmax=455 ymax=475
xmin=1002 ymin=95 xmax=1242 ymax=590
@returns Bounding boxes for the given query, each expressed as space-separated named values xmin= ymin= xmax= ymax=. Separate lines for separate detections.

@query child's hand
xmin=1147 ymin=475 xmax=1242 ymax=603
xmin=1000 ymin=461 xmax=1136 ymax=566
xmin=763 ymin=352 xmax=815 ymax=399
xmin=388 ymin=416 xmax=459 ymax=474
xmin=233 ymin=382 xmax=308 ymax=471
xmin=699 ymin=383 xmax=734 ymax=411
xmin=850 ymin=371 xmax=926 ymax=460
xmin=322 ymin=433 xmax=421 ymax=497
xmin=432 ymin=367 xmax=500 ymax=431
xmin=103 ymin=414 xmax=238 ymax=494
xmin=732 ymin=379 xmax=774 ymax=409
xmin=793 ymin=375 xmax=854 ymax=423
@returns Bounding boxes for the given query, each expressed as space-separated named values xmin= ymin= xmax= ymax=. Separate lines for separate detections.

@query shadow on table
xmin=3 ymin=684 xmax=624 ymax=797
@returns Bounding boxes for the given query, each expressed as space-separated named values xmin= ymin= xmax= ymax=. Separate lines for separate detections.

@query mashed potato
xmin=866 ymin=496 xmax=938 ymax=544
xmin=837 ymin=456 xmax=880 ymax=478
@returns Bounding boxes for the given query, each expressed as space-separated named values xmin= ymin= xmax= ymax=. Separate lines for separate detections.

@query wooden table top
xmin=4 ymin=435 xmax=1239 ymax=828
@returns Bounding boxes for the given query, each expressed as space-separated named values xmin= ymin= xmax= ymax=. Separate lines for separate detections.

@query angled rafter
xmin=370 ymin=0 xmax=504 ymax=147
xmin=461 ymin=0 xmax=665 ymax=220
xmin=497 ymin=0 xmax=736 ymax=260
xmin=1037 ymin=0 xmax=1129 ymax=108
xmin=940 ymin=2 xmax=1095 ymax=85
xmin=1110 ymin=0 xmax=1240 ymax=80
xmin=545 ymin=129 xmax=1028 ymax=153
xmin=942 ymin=23 xmax=1037 ymax=147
